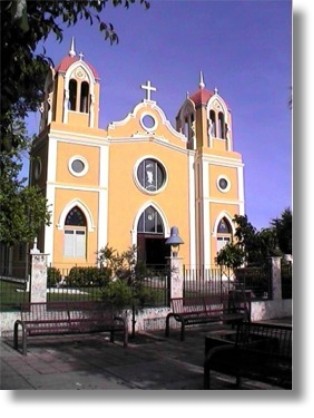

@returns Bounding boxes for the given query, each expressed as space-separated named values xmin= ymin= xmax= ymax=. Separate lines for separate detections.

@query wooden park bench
xmin=14 ymin=301 xmax=128 ymax=355
xmin=165 ymin=295 xmax=249 ymax=341
xmin=203 ymin=321 xmax=292 ymax=389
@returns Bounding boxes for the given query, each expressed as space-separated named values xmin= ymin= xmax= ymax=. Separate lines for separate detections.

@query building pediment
xmin=107 ymin=100 xmax=187 ymax=148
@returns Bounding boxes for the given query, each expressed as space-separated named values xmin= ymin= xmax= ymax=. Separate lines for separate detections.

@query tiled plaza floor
xmin=0 ymin=319 xmax=292 ymax=391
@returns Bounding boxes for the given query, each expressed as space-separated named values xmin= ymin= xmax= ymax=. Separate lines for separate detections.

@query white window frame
xmin=64 ymin=226 xmax=87 ymax=258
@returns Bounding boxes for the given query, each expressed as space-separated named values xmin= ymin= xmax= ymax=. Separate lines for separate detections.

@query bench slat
xmin=204 ymin=322 xmax=292 ymax=389
xmin=166 ymin=296 xmax=248 ymax=341
xmin=14 ymin=301 xmax=128 ymax=354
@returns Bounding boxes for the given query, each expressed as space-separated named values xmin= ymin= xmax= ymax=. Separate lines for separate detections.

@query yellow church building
xmin=30 ymin=40 xmax=245 ymax=271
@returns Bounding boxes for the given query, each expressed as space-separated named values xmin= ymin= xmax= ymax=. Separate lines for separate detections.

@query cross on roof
xmin=141 ymin=80 xmax=157 ymax=101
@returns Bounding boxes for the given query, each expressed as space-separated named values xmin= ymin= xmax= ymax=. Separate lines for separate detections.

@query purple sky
xmin=26 ymin=0 xmax=292 ymax=231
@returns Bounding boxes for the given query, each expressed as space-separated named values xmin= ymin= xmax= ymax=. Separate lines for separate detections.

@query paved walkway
xmin=0 ymin=319 xmax=292 ymax=390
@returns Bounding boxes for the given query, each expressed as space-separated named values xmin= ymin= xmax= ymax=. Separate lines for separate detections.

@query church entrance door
xmin=137 ymin=234 xmax=170 ymax=268
xmin=136 ymin=206 xmax=169 ymax=269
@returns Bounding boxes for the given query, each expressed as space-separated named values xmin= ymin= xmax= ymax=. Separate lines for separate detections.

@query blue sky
xmin=26 ymin=0 xmax=292 ymax=230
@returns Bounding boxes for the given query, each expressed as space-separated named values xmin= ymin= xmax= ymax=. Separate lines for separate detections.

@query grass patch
xmin=0 ymin=280 xmax=29 ymax=311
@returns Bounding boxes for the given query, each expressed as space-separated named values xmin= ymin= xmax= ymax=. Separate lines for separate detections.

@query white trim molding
xmin=68 ymin=155 xmax=89 ymax=177
xmin=216 ymin=175 xmax=231 ymax=193
xmin=188 ymin=154 xmax=196 ymax=267
xmin=108 ymin=101 xmax=187 ymax=143
xmin=212 ymin=212 xmax=236 ymax=237
xmin=57 ymin=200 xmax=95 ymax=232
xmin=131 ymin=201 xmax=170 ymax=247
xmin=133 ymin=155 xmax=168 ymax=195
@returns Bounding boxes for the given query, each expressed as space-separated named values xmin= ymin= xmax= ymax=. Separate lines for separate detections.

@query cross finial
xmin=214 ymin=87 xmax=219 ymax=95
xmin=69 ymin=37 xmax=76 ymax=57
xmin=79 ymin=51 xmax=84 ymax=61
xmin=141 ymin=80 xmax=157 ymax=101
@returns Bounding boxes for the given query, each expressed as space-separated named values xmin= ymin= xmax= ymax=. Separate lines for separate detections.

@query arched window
xmin=80 ymin=81 xmax=89 ymax=113
xmin=137 ymin=206 xmax=164 ymax=234
xmin=216 ymin=217 xmax=232 ymax=253
xmin=64 ymin=206 xmax=87 ymax=258
xmin=218 ymin=112 xmax=225 ymax=139
xmin=184 ymin=113 xmax=195 ymax=150
xmin=69 ymin=79 xmax=77 ymax=111
xmin=209 ymin=110 xmax=216 ymax=137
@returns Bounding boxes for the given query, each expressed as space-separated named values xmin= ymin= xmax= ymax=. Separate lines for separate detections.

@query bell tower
xmin=30 ymin=39 xmax=108 ymax=266
xmin=176 ymin=73 xmax=245 ymax=266
xmin=39 ymin=37 xmax=101 ymax=132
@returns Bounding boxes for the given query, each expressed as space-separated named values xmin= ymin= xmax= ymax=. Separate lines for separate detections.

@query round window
xmin=69 ymin=156 xmax=88 ymax=177
xmin=217 ymin=176 xmax=230 ymax=192
xmin=71 ymin=159 xmax=85 ymax=174
xmin=136 ymin=158 xmax=166 ymax=193
xmin=141 ymin=114 xmax=157 ymax=131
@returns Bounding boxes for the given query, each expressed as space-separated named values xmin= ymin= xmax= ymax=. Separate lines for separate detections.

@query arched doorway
xmin=137 ymin=206 xmax=170 ymax=268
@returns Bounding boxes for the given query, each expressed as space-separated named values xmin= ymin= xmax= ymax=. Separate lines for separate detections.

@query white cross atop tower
xmin=141 ymin=80 xmax=157 ymax=101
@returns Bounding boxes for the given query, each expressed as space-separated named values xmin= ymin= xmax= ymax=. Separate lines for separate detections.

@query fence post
xmin=167 ymin=255 xmax=184 ymax=299
xmin=30 ymin=239 xmax=48 ymax=303
xmin=271 ymin=256 xmax=282 ymax=300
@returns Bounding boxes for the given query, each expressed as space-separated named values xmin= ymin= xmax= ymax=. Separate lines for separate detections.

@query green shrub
xmin=47 ymin=267 xmax=62 ymax=287
xmin=67 ymin=266 xmax=111 ymax=287
xmin=101 ymin=279 xmax=134 ymax=310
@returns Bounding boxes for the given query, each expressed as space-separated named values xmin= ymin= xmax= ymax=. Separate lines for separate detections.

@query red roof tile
xmin=55 ymin=55 xmax=99 ymax=79
xmin=189 ymin=88 xmax=214 ymax=107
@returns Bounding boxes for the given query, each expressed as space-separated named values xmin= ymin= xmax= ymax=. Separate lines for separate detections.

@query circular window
xmin=69 ymin=156 xmax=88 ymax=177
xmin=71 ymin=159 xmax=85 ymax=174
xmin=141 ymin=113 xmax=157 ymax=131
xmin=217 ymin=176 xmax=230 ymax=192
xmin=136 ymin=158 xmax=167 ymax=193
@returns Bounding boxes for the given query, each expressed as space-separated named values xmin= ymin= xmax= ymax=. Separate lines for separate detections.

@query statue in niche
xmin=208 ymin=118 xmax=215 ymax=140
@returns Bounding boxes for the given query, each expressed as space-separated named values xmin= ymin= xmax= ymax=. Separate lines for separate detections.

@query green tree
xmin=216 ymin=242 xmax=244 ymax=269
xmin=271 ymin=208 xmax=292 ymax=254
xmin=0 ymin=0 xmax=149 ymax=246
xmin=216 ymin=213 xmax=284 ymax=269
xmin=0 ymin=120 xmax=51 ymax=245
xmin=1 ymin=0 xmax=150 ymax=143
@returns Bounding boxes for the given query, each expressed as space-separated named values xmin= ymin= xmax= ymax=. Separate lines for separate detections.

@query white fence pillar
xmin=271 ymin=256 xmax=282 ymax=300
xmin=168 ymin=256 xmax=184 ymax=299
xmin=30 ymin=241 xmax=48 ymax=303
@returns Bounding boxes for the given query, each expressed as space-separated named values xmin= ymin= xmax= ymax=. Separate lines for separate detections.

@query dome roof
xmin=189 ymin=88 xmax=214 ymax=107
xmin=55 ymin=55 xmax=99 ymax=79
xmin=55 ymin=38 xmax=99 ymax=79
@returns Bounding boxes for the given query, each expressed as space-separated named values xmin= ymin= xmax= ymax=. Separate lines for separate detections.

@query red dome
xmin=189 ymin=88 xmax=214 ymax=107
xmin=55 ymin=55 xmax=99 ymax=79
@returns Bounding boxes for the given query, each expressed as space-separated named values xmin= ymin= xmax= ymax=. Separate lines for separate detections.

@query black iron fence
xmin=183 ymin=264 xmax=273 ymax=301
xmin=47 ymin=265 xmax=170 ymax=308
xmin=183 ymin=266 xmax=236 ymax=298
xmin=0 ymin=277 xmax=30 ymax=311
xmin=1 ymin=259 xmax=291 ymax=313
xmin=234 ymin=265 xmax=273 ymax=300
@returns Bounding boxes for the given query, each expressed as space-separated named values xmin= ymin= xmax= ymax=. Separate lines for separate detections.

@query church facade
xmin=30 ymin=40 xmax=245 ymax=270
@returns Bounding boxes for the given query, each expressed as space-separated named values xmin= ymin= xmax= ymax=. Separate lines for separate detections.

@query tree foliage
xmin=98 ymin=244 xmax=156 ymax=310
xmin=216 ymin=210 xmax=292 ymax=269
xmin=271 ymin=208 xmax=292 ymax=255
xmin=0 ymin=120 xmax=51 ymax=245
xmin=0 ymin=0 xmax=150 ymax=246
xmin=1 ymin=0 xmax=150 ymax=150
